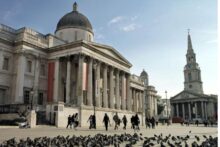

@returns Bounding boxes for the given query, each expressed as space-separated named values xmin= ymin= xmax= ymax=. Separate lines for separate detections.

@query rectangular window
xmin=0 ymin=88 xmax=6 ymax=104
xmin=2 ymin=57 xmax=9 ymax=70
xmin=40 ymin=64 xmax=46 ymax=76
xmin=26 ymin=60 xmax=32 ymax=73
xmin=24 ymin=90 xmax=30 ymax=104
xmin=38 ymin=92 xmax=43 ymax=105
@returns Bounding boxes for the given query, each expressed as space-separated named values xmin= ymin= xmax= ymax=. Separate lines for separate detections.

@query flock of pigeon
xmin=0 ymin=133 xmax=217 ymax=147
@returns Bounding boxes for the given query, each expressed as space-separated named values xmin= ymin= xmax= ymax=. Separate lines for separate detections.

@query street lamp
xmin=165 ymin=90 xmax=168 ymax=118
xmin=30 ymin=89 xmax=34 ymax=110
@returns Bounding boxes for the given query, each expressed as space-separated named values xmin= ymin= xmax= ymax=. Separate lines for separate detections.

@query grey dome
xmin=55 ymin=3 xmax=93 ymax=33
xmin=140 ymin=69 xmax=148 ymax=77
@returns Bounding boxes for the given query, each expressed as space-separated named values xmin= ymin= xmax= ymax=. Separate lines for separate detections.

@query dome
xmin=140 ymin=69 xmax=148 ymax=77
xmin=55 ymin=2 xmax=93 ymax=34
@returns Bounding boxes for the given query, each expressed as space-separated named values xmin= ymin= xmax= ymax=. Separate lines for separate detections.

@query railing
xmin=0 ymin=104 xmax=28 ymax=114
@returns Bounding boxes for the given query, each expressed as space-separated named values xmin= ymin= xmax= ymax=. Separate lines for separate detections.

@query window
xmin=188 ymin=72 xmax=192 ymax=81
xmin=74 ymin=31 xmax=78 ymax=40
xmin=0 ymin=88 xmax=6 ymax=104
xmin=2 ymin=57 xmax=9 ymax=70
xmin=189 ymin=85 xmax=192 ymax=88
xmin=26 ymin=60 xmax=32 ymax=73
xmin=40 ymin=64 xmax=46 ymax=76
xmin=24 ymin=90 xmax=30 ymax=104
xmin=88 ymin=34 xmax=91 ymax=41
xmin=38 ymin=92 xmax=43 ymax=105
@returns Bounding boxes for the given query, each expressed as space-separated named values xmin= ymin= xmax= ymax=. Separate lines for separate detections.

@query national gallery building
xmin=0 ymin=3 xmax=159 ymax=127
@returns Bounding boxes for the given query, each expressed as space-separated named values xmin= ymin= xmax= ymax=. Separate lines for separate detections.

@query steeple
xmin=184 ymin=31 xmax=203 ymax=94
xmin=187 ymin=29 xmax=194 ymax=53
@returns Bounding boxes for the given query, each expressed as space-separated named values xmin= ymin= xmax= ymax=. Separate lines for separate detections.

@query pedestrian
xmin=71 ymin=113 xmax=75 ymax=128
xmin=103 ymin=113 xmax=110 ymax=131
xmin=122 ymin=115 xmax=127 ymax=130
xmin=151 ymin=117 xmax=155 ymax=129
xmin=74 ymin=113 xmax=79 ymax=129
xmin=113 ymin=113 xmax=119 ymax=130
xmin=131 ymin=115 xmax=135 ymax=129
xmin=66 ymin=115 xmax=72 ymax=129
xmin=87 ymin=115 xmax=93 ymax=129
xmin=92 ymin=115 xmax=96 ymax=129
xmin=195 ymin=120 xmax=199 ymax=127
xmin=134 ymin=114 xmax=140 ymax=131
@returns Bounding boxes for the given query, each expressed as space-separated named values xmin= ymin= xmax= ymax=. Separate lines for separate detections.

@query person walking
xmin=74 ymin=113 xmax=79 ymax=129
xmin=151 ymin=117 xmax=155 ymax=129
xmin=71 ymin=113 xmax=75 ymax=129
xmin=134 ymin=114 xmax=140 ymax=131
xmin=87 ymin=115 xmax=93 ymax=129
xmin=113 ymin=113 xmax=119 ymax=130
xmin=122 ymin=115 xmax=127 ymax=130
xmin=131 ymin=115 xmax=135 ymax=129
xmin=103 ymin=113 xmax=110 ymax=131
xmin=92 ymin=115 xmax=96 ymax=129
xmin=66 ymin=115 xmax=72 ymax=129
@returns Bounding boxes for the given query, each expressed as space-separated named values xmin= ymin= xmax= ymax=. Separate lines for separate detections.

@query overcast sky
xmin=0 ymin=0 xmax=217 ymax=98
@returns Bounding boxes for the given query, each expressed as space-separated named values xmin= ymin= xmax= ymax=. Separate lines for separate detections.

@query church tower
xmin=184 ymin=31 xmax=203 ymax=94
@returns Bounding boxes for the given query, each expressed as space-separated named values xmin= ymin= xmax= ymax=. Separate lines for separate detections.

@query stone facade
xmin=170 ymin=32 xmax=218 ymax=122
xmin=0 ymin=3 xmax=160 ymax=127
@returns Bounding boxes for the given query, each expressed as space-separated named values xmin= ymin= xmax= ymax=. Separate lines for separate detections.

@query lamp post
xmin=165 ymin=90 xmax=168 ymax=119
xmin=30 ymin=89 xmax=34 ymax=110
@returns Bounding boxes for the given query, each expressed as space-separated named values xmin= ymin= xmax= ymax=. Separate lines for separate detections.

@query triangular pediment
xmin=86 ymin=42 xmax=132 ymax=67
xmin=171 ymin=91 xmax=201 ymax=101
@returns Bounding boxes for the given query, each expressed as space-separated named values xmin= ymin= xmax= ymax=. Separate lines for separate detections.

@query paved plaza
xmin=0 ymin=124 xmax=217 ymax=146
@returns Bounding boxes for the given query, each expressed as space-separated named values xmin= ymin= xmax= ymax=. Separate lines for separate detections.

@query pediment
xmin=171 ymin=91 xmax=200 ymax=101
xmin=86 ymin=42 xmax=132 ymax=67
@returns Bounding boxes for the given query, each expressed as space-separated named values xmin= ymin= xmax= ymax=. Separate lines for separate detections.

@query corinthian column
xmin=121 ymin=72 xmax=126 ymax=110
xmin=53 ymin=58 xmax=60 ymax=102
xmin=66 ymin=56 xmax=71 ymax=103
xmin=77 ymin=54 xmax=84 ymax=106
xmin=87 ymin=57 xmax=93 ymax=106
xmin=126 ymin=74 xmax=131 ymax=111
xmin=95 ymin=61 xmax=100 ymax=107
xmin=109 ymin=67 xmax=114 ymax=108
xmin=115 ymin=69 xmax=120 ymax=109
xmin=103 ymin=64 xmax=108 ymax=108
xmin=33 ymin=57 xmax=40 ymax=105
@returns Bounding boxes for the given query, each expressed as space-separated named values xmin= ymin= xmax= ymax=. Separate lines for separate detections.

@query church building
xmin=0 ymin=3 xmax=159 ymax=127
xmin=170 ymin=32 xmax=217 ymax=123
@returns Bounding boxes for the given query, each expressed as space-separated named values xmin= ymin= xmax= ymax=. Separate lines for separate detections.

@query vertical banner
xmin=47 ymin=62 xmax=55 ymax=102
xmin=82 ymin=62 xmax=88 ymax=91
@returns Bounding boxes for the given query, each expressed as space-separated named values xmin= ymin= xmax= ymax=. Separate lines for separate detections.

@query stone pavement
xmin=0 ymin=124 xmax=217 ymax=145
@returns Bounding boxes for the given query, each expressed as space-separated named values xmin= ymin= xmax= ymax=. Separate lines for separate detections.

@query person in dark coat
xmin=122 ymin=115 xmax=127 ymax=130
xmin=74 ymin=113 xmax=79 ymax=129
xmin=113 ymin=113 xmax=119 ymax=130
xmin=103 ymin=113 xmax=110 ymax=131
xmin=151 ymin=117 xmax=155 ymax=129
xmin=66 ymin=115 xmax=72 ymax=129
xmin=92 ymin=115 xmax=96 ymax=129
xmin=87 ymin=115 xmax=93 ymax=129
xmin=71 ymin=113 xmax=75 ymax=129
xmin=134 ymin=114 xmax=140 ymax=130
xmin=131 ymin=115 xmax=135 ymax=129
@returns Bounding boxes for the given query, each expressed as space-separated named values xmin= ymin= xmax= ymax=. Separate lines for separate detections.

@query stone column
xmin=188 ymin=103 xmax=191 ymax=120
xmin=115 ymin=69 xmax=120 ymax=109
xmin=139 ymin=92 xmax=142 ymax=112
xmin=182 ymin=103 xmax=185 ymax=119
xmin=65 ymin=57 xmax=71 ymax=103
xmin=77 ymin=54 xmax=84 ymax=106
xmin=134 ymin=90 xmax=137 ymax=112
xmin=15 ymin=53 xmax=25 ymax=103
xmin=103 ymin=64 xmax=108 ymax=108
xmin=132 ymin=89 xmax=135 ymax=111
xmin=87 ymin=57 xmax=93 ymax=106
xmin=126 ymin=74 xmax=131 ymax=111
xmin=176 ymin=103 xmax=179 ymax=117
xmin=109 ymin=67 xmax=114 ymax=108
xmin=195 ymin=102 xmax=198 ymax=118
xmin=121 ymin=72 xmax=126 ymax=110
xmin=201 ymin=101 xmax=204 ymax=119
xmin=204 ymin=102 xmax=207 ymax=120
xmin=95 ymin=61 xmax=100 ymax=107
xmin=33 ymin=57 xmax=40 ymax=105
xmin=53 ymin=58 xmax=60 ymax=102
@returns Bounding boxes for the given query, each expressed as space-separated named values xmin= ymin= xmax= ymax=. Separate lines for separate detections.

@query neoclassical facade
xmin=170 ymin=32 xmax=217 ymax=122
xmin=0 ymin=3 xmax=161 ymax=127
